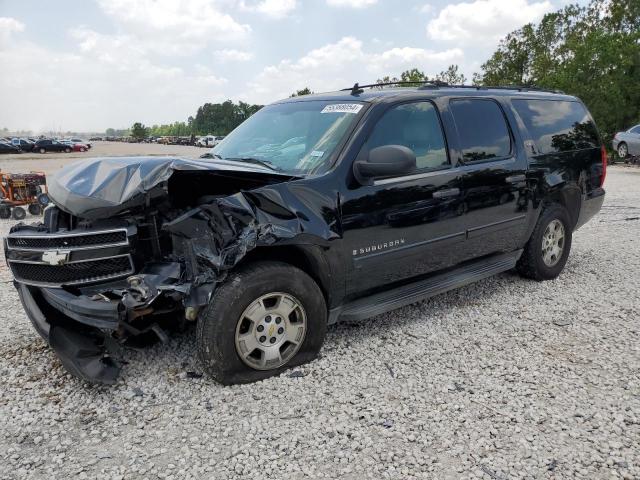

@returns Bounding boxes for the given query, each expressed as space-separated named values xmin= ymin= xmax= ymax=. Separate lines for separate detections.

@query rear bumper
xmin=576 ymin=187 xmax=605 ymax=230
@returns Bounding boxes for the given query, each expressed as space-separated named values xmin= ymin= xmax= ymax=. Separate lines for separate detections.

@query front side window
xmin=211 ymin=100 xmax=364 ymax=175
xmin=450 ymin=99 xmax=512 ymax=162
xmin=364 ymin=101 xmax=448 ymax=171
xmin=629 ymin=125 xmax=640 ymax=135
xmin=512 ymin=99 xmax=600 ymax=154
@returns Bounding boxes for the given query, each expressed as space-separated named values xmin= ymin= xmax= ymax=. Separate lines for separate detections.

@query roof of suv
xmin=276 ymin=85 xmax=579 ymax=105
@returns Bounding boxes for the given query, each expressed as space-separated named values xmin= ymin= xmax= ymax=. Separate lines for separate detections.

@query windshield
xmin=208 ymin=100 xmax=364 ymax=175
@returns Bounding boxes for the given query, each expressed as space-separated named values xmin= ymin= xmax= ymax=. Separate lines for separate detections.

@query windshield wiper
xmin=224 ymin=157 xmax=281 ymax=171
xmin=199 ymin=152 xmax=222 ymax=159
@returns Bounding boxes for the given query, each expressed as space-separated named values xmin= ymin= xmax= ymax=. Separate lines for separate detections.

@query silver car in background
xmin=613 ymin=125 xmax=640 ymax=158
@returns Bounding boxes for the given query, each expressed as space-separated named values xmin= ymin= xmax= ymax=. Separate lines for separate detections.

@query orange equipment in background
xmin=0 ymin=170 xmax=49 ymax=220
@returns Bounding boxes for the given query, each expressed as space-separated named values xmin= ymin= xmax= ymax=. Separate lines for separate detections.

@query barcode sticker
xmin=321 ymin=104 xmax=363 ymax=114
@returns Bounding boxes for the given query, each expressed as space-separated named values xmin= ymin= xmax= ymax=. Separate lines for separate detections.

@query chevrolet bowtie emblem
xmin=41 ymin=249 xmax=71 ymax=266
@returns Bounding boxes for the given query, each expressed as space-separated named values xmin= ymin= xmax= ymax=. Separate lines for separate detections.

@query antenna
xmin=350 ymin=83 xmax=364 ymax=95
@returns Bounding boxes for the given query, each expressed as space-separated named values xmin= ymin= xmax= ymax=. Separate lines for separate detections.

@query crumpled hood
xmin=48 ymin=156 xmax=292 ymax=219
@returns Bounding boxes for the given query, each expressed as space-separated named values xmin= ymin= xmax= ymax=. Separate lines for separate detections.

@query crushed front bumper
xmin=16 ymin=282 xmax=122 ymax=383
xmin=14 ymin=262 xmax=193 ymax=384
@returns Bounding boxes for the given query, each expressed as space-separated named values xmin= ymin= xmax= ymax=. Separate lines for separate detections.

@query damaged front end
xmin=5 ymin=156 xmax=337 ymax=384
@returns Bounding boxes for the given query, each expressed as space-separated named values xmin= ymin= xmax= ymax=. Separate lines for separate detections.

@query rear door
xmin=446 ymin=98 xmax=531 ymax=258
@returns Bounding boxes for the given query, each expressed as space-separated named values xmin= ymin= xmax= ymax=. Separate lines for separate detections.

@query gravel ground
xmin=0 ymin=166 xmax=638 ymax=480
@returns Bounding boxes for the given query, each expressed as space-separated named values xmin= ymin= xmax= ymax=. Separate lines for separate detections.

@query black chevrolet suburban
xmin=4 ymin=83 xmax=606 ymax=385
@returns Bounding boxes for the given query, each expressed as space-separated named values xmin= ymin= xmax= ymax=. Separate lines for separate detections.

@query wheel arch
xmin=542 ymin=183 xmax=582 ymax=230
xmin=234 ymin=244 xmax=333 ymax=308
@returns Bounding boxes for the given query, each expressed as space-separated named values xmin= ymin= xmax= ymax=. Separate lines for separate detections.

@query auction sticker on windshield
xmin=321 ymin=104 xmax=363 ymax=114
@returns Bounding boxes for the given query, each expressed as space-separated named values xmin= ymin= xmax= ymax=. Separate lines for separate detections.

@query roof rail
xmin=342 ymin=81 xmax=564 ymax=95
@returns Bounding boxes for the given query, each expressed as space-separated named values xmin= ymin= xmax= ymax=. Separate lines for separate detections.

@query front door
xmin=340 ymin=100 xmax=468 ymax=297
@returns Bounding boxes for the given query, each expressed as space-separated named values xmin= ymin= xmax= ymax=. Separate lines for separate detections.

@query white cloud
xmin=244 ymin=37 xmax=464 ymax=103
xmin=96 ymin=0 xmax=251 ymax=54
xmin=326 ymin=0 xmax=377 ymax=7
xmin=240 ymin=0 xmax=297 ymax=18
xmin=0 ymin=17 xmax=25 ymax=48
xmin=427 ymin=0 xmax=552 ymax=45
xmin=0 ymin=32 xmax=228 ymax=132
xmin=214 ymin=48 xmax=255 ymax=62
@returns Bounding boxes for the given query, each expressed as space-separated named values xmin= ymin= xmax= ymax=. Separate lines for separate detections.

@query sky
xmin=0 ymin=0 xmax=586 ymax=132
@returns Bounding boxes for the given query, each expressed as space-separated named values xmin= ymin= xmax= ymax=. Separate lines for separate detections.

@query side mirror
xmin=354 ymin=145 xmax=416 ymax=184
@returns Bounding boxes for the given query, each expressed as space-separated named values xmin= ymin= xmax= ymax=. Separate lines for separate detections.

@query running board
xmin=329 ymin=250 xmax=521 ymax=324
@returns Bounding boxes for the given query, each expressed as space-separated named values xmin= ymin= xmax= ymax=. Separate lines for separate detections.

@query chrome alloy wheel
xmin=234 ymin=292 xmax=307 ymax=370
xmin=541 ymin=219 xmax=565 ymax=267
xmin=617 ymin=143 xmax=628 ymax=158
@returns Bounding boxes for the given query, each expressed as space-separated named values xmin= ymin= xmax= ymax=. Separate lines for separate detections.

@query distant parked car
xmin=197 ymin=135 xmax=224 ymax=147
xmin=0 ymin=142 xmax=21 ymax=154
xmin=60 ymin=140 xmax=89 ymax=152
xmin=613 ymin=125 xmax=640 ymax=158
xmin=11 ymin=138 xmax=35 ymax=152
xmin=89 ymin=137 xmax=102 ymax=141
xmin=70 ymin=138 xmax=91 ymax=149
xmin=34 ymin=139 xmax=72 ymax=153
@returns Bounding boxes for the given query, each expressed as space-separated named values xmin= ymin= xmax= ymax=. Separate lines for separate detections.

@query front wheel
xmin=197 ymin=261 xmax=327 ymax=385
xmin=39 ymin=148 xmax=46 ymax=154
xmin=517 ymin=205 xmax=572 ymax=281
xmin=64 ymin=147 xmax=71 ymax=153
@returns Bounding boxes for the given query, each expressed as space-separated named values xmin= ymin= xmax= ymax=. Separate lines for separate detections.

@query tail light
xmin=600 ymin=145 xmax=607 ymax=187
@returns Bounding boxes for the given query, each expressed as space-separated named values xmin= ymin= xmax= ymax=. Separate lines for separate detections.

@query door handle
xmin=505 ymin=174 xmax=526 ymax=183
xmin=433 ymin=188 xmax=460 ymax=199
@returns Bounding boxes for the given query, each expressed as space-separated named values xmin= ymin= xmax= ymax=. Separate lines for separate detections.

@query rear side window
xmin=450 ymin=99 xmax=511 ymax=162
xmin=365 ymin=101 xmax=449 ymax=171
xmin=512 ymin=99 xmax=599 ymax=154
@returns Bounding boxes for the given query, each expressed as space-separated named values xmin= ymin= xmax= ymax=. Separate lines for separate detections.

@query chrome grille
xmin=7 ymin=231 xmax=127 ymax=250
xmin=6 ymin=228 xmax=134 ymax=287
xmin=11 ymin=256 xmax=133 ymax=285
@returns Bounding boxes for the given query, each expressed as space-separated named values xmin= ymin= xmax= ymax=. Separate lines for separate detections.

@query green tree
xmin=436 ymin=65 xmax=467 ymax=85
xmin=130 ymin=122 xmax=149 ymax=141
xmin=290 ymin=87 xmax=313 ymax=97
xmin=476 ymin=0 xmax=640 ymax=143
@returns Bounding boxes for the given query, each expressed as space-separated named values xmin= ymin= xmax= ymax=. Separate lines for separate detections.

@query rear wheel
xmin=617 ymin=142 xmax=628 ymax=158
xmin=11 ymin=206 xmax=26 ymax=220
xmin=197 ymin=261 xmax=327 ymax=385
xmin=64 ymin=147 xmax=71 ymax=153
xmin=39 ymin=147 xmax=46 ymax=154
xmin=517 ymin=204 xmax=572 ymax=281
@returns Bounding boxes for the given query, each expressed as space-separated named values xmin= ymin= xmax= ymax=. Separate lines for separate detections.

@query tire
xmin=0 ymin=205 xmax=10 ymax=219
xmin=11 ymin=206 xmax=26 ymax=220
xmin=39 ymin=148 xmax=46 ymax=154
xmin=64 ymin=148 xmax=71 ymax=153
xmin=617 ymin=142 xmax=628 ymax=158
xmin=197 ymin=261 xmax=327 ymax=385
xmin=28 ymin=203 xmax=42 ymax=215
xmin=80 ymin=147 xmax=87 ymax=152
xmin=517 ymin=204 xmax=572 ymax=281
xmin=37 ymin=193 xmax=50 ymax=206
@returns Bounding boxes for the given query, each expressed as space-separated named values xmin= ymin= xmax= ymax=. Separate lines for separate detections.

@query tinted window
xmin=365 ymin=101 xmax=448 ymax=171
xmin=450 ymin=99 xmax=511 ymax=162
xmin=512 ymin=99 xmax=599 ymax=154
xmin=630 ymin=126 xmax=640 ymax=134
